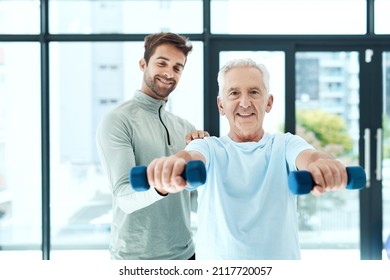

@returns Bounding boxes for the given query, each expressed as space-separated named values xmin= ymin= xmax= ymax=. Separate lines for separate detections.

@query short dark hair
xmin=143 ymin=32 xmax=193 ymax=64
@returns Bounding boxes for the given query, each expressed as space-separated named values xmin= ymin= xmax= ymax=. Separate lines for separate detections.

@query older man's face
xmin=217 ymin=66 xmax=273 ymax=142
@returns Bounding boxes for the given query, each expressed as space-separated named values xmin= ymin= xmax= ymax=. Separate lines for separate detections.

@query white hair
xmin=217 ymin=58 xmax=270 ymax=96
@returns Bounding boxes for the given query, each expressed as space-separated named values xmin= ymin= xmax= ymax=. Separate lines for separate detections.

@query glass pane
xmin=0 ymin=0 xmax=40 ymax=34
xmin=219 ymin=51 xmax=285 ymax=136
xmin=375 ymin=0 xmax=390 ymax=34
xmin=49 ymin=41 xmax=203 ymax=250
xmin=0 ymin=43 xmax=41 ymax=250
xmin=49 ymin=0 xmax=203 ymax=34
xmin=383 ymin=51 xmax=390 ymax=260
xmin=211 ymin=0 xmax=366 ymax=35
xmin=296 ymin=52 xmax=360 ymax=259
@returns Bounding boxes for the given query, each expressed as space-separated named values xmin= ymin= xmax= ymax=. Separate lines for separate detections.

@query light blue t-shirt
xmin=185 ymin=132 xmax=314 ymax=260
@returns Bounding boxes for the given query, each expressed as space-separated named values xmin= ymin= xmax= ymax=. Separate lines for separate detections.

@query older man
xmin=146 ymin=58 xmax=348 ymax=260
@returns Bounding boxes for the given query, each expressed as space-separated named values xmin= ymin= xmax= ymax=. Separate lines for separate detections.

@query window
xmin=211 ymin=0 xmax=366 ymax=34
xmin=296 ymin=52 xmax=360 ymax=258
xmin=375 ymin=0 xmax=390 ymax=34
xmin=0 ymin=43 xmax=41 ymax=250
xmin=383 ymin=51 xmax=390 ymax=258
xmin=49 ymin=0 xmax=203 ymax=34
xmin=0 ymin=1 xmax=40 ymax=34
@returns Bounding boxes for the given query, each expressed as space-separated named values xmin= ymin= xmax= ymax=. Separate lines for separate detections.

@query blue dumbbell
xmin=288 ymin=166 xmax=366 ymax=195
xmin=130 ymin=160 xmax=206 ymax=192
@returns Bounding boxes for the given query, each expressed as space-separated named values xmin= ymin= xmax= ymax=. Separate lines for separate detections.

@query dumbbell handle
xmin=288 ymin=166 xmax=366 ymax=195
xmin=129 ymin=160 xmax=206 ymax=192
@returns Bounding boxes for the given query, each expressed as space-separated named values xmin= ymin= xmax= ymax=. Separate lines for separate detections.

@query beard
xmin=144 ymin=73 xmax=177 ymax=99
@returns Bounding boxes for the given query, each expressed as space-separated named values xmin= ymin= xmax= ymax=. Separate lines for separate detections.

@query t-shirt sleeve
xmin=185 ymin=138 xmax=211 ymax=166
xmin=285 ymin=133 xmax=314 ymax=172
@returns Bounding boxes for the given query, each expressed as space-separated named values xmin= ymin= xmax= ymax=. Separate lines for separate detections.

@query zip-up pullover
xmin=96 ymin=90 xmax=196 ymax=260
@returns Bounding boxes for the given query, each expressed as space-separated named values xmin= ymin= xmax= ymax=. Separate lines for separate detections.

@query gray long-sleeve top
xmin=96 ymin=90 xmax=196 ymax=260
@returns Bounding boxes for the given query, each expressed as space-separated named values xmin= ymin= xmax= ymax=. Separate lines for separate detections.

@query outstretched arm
xmin=147 ymin=150 xmax=206 ymax=195
xmin=295 ymin=149 xmax=348 ymax=196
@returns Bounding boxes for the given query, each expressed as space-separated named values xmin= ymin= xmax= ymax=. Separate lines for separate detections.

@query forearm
xmin=101 ymin=154 xmax=166 ymax=213
xmin=295 ymin=149 xmax=347 ymax=195
xmin=175 ymin=150 xmax=206 ymax=163
xmin=96 ymin=122 xmax=164 ymax=214
xmin=115 ymin=184 xmax=165 ymax=213
xmin=296 ymin=149 xmax=334 ymax=171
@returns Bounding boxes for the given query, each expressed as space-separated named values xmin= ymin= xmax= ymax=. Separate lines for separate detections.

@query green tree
xmin=296 ymin=110 xmax=353 ymax=157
